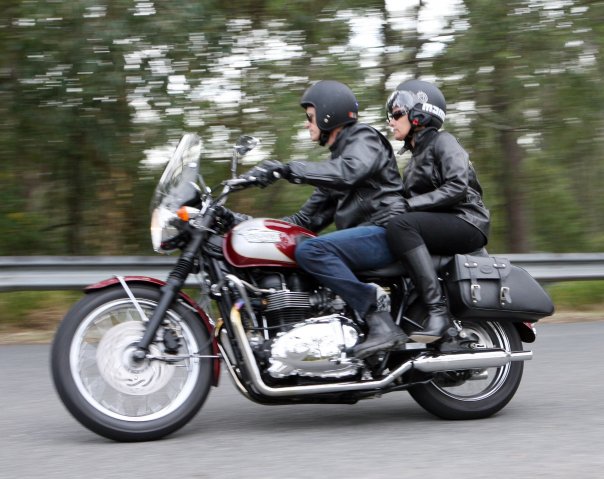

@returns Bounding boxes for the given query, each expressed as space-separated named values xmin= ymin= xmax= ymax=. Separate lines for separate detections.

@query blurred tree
xmin=433 ymin=0 xmax=604 ymax=253
xmin=1 ymin=0 xmax=603 ymax=256
xmin=0 ymin=0 xmax=390 ymax=254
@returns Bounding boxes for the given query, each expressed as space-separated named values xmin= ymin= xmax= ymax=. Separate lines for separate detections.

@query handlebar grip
xmin=224 ymin=177 xmax=255 ymax=187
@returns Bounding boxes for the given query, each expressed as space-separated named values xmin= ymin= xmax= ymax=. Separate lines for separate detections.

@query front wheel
xmin=51 ymin=284 xmax=215 ymax=441
xmin=409 ymin=320 xmax=524 ymax=420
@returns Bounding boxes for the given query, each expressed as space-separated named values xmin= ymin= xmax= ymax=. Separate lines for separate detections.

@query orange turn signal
xmin=177 ymin=206 xmax=191 ymax=222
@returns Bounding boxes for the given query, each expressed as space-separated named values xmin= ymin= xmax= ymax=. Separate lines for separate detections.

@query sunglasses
xmin=305 ymin=112 xmax=315 ymax=123
xmin=387 ymin=110 xmax=407 ymax=122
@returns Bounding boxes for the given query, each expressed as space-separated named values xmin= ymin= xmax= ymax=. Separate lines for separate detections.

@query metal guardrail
xmin=1 ymin=253 xmax=603 ymax=292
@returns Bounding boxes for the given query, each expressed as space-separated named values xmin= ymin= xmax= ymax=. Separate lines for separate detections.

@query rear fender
xmin=85 ymin=276 xmax=221 ymax=385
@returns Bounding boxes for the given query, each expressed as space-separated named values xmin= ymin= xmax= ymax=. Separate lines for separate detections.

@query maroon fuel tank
xmin=223 ymin=218 xmax=316 ymax=268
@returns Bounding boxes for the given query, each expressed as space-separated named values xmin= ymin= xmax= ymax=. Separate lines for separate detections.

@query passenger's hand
xmin=241 ymin=160 xmax=290 ymax=187
xmin=391 ymin=200 xmax=409 ymax=215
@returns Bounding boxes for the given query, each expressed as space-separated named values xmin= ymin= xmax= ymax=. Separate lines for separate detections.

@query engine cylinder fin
xmin=265 ymin=291 xmax=311 ymax=311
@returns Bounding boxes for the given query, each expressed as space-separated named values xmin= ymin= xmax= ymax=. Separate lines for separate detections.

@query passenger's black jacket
xmin=402 ymin=127 xmax=490 ymax=240
xmin=283 ymin=122 xmax=406 ymax=233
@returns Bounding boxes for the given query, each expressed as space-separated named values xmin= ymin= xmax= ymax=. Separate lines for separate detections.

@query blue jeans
xmin=295 ymin=226 xmax=394 ymax=317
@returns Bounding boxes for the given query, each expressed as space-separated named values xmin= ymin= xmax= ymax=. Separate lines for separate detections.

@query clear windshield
xmin=150 ymin=133 xmax=203 ymax=213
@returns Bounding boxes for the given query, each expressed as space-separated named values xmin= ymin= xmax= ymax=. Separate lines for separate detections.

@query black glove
xmin=242 ymin=160 xmax=290 ymax=188
xmin=372 ymin=199 xmax=409 ymax=227
xmin=214 ymin=206 xmax=252 ymax=230
xmin=390 ymin=199 xmax=409 ymax=215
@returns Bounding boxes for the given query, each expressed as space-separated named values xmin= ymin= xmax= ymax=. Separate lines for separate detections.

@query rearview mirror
xmin=231 ymin=135 xmax=260 ymax=178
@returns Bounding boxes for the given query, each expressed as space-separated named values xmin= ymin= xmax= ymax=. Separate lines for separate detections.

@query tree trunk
xmin=499 ymin=128 xmax=530 ymax=253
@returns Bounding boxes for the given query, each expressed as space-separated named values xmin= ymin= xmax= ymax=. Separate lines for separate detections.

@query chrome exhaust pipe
xmin=412 ymin=349 xmax=532 ymax=373
xmin=223 ymin=274 xmax=531 ymax=398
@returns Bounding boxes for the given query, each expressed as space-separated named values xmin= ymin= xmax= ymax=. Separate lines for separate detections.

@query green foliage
xmin=547 ymin=281 xmax=604 ymax=310
xmin=1 ymin=1 xmax=603 ymax=255
xmin=0 ymin=291 xmax=81 ymax=329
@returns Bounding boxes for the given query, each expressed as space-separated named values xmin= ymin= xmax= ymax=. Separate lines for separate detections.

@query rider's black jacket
xmin=283 ymin=122 xmax=406 ymax=233
xmin=402 ymin=127 xmax=490 ymax=240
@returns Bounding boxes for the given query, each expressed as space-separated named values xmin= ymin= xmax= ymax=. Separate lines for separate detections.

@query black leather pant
xmin=386 ymin=212 xmax=486 ymax=257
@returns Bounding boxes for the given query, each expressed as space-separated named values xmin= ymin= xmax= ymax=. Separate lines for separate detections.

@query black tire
xmin=51 ymin=284 xmax=214 ymax=441
xmin=409 ymin=320 xmax=524 ymax=420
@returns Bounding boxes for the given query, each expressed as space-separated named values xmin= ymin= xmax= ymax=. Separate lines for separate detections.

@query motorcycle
xmin=51 ymin=133 xmax=551 ymax=442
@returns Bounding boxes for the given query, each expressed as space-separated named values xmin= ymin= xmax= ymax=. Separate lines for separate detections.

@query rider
xmin=243 ymin=80 xmax=408 ymax=358
xmin=385 ymin=79 xmax=490 ymax=343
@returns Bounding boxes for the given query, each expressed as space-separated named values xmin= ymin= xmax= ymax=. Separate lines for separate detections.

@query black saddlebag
xmin=441 ymin=254 xmax=554 ymax=322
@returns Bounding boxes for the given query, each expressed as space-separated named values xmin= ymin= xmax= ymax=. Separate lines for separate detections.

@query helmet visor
xmin=386 ymin=90 xmax=418 ymax=121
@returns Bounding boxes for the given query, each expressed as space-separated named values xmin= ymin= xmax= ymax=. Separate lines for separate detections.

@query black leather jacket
xmin=403 ymin=127 xmax=490 ymax=239
xmin=283 ymin=123 xmax=406 ymax=233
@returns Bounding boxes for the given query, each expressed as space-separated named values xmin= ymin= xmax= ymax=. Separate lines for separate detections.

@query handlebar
xmin=221 ymin=177 xmax=258 ymax=188
xmin=222 ymin=169 xmax=283 ymax=190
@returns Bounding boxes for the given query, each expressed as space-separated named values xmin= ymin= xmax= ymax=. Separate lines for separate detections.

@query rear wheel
xmin=409 ymin=320 xmax=524 ymax=420
xmin=51 ymin=285 xmax=215 ymax=441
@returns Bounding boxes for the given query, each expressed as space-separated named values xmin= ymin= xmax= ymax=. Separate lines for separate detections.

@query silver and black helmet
xmin=387 ymin=79 xmax=446 ymax=129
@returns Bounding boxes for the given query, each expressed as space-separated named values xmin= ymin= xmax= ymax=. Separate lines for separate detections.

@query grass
xmin=0 ymin=281 xmax=602 ymax=344
xmin=545 ymin=280 xmax=604 ymax=310
xmin=0 ymin=290 xmax=82 ymax=344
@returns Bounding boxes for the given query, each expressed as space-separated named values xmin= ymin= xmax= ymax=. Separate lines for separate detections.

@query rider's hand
xmin=215 ymin=206 xmax=251 ymax=230
xmin=241 ymin=160 xmax=291 ymax=188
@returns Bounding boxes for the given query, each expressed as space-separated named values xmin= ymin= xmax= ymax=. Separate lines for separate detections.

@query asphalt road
xmin=1 ymin=320 xmax=604 ymax=479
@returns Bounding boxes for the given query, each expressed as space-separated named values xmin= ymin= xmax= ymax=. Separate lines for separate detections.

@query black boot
xmin=353 ymin=310 xmax=409 ymax=359
xmin=400 ymin=244 xmax=451 ymax=343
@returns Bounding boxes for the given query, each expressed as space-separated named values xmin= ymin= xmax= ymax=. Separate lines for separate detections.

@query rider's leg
xmin=386 ymin=212 xmax=486 ymax=343
xmin=295 ymin=226 xmax=392 ymax=315
xmin=295 ymin=225 xmax=407 ymax=357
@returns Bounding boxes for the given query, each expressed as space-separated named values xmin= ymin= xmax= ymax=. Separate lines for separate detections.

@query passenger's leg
xmin=387 ymin=213 xmax=486 ymax=343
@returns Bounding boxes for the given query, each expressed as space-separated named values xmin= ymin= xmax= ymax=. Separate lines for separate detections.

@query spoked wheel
xmin=409 ymin=320 xmax=524 ymax=420
xmin=51 ymin=285 xmax=215 ymax=441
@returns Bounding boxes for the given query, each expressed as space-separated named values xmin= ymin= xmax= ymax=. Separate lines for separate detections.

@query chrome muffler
xmin=412 ymin=349 xmax=532 ymax=373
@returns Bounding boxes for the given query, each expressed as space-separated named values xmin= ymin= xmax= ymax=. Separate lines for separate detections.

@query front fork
xmin=132 ymin=231 xmax=206 ymax=361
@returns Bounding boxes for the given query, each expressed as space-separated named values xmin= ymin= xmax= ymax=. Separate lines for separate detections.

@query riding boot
xmin=352 ymin=310 xmax=409 ymax=359
xmin=400 ymin=244 xmax=451 ymax=343
xmin=353 ymin=284 xmax=408 ymax=359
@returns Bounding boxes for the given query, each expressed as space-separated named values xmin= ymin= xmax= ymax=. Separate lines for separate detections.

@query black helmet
xmin=300 ymin=80 xmax=359 ymax=132
xmin=389 ymin=79 xmax=446 ymax=129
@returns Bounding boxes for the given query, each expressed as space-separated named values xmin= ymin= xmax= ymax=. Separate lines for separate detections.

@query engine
xmin=267 ymin=315 xmax=360 ymax=379
xmin=250 ymin=271 xmax=362 ymax=380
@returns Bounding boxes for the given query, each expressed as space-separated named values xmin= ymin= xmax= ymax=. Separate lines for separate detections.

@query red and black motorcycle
xmin=51 ymin=133 xmax=553 ymax=441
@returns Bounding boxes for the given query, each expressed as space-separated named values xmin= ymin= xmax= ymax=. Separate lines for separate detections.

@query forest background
xmin=0 ymin=0 xmax=604 ymax=334
xmin=1 ymin=0 xmax=604 ymax=257
xmin=2 ymin=0 xmax=604 ymax=336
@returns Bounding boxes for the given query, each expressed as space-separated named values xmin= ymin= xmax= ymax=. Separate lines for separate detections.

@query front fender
xmin=85 ymin=276 xmax=221 ymax=385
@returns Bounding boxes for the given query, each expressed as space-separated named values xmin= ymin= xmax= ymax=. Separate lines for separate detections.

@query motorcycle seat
xmin=356 ymin=248 xmax=488 ymax=280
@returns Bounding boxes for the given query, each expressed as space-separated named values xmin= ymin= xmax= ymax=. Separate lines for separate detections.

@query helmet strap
xmin=400 ymin=133 xmax=414 ymax=153
xmin=319 ymin=130 xmax=330 ymax=146
xmin=401 ymin=119 xmax=419 ymax=153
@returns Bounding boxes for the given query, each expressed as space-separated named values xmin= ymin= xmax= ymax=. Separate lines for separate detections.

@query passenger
xmin=384 ymin=79 xmax=490 ymax=343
